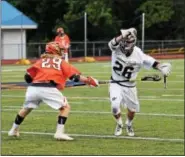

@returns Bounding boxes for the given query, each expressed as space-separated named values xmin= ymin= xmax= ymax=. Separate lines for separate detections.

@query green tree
xmin=137 ymin=0 xmax=174 ymax=28
xmin=6 ymin=0 xmax=184 ymax=41
xmin=63 ymin=0 xmax=120 ymax=40
xmin=7 ymin=0 xmax=68 ymax=41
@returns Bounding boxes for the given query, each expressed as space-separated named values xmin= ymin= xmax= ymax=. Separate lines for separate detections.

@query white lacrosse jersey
xmin=108 ymin=38 xmax=156 ymax=87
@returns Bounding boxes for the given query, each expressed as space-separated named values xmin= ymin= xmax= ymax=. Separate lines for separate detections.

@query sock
xmin=56 ymin=124 xmax=65 ymax=133
xmin=125 ymin=118 xmax=132 ymax=126
xmin=58 ymin=116 xmax=67 ymax=125
xmin=12 ymin=123 xmax=20 ymax=130
xmin=56 ymin=116 xmax=68 ymax=133
xmin=116 ymin=117 xmax=123 ymax=126
xmin=14 ymin=114 xmax=24 ymax=125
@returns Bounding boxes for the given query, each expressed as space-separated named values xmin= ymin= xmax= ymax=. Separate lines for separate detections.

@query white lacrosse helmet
xmin=119 ymin=28 xmax=137 ymax=56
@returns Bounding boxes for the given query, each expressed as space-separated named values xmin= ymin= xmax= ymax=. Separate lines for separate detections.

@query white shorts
xmin=109 ymin=83 xmax=140 ymax=112
xmin=23 ymin=86 xmax=68 ymax=110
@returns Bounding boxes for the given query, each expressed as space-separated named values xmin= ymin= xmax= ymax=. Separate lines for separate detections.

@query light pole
xmin=141 ymin=13 xmax=145 ymax=52
xmin=84 ymin=12 xmax=87 ymax=57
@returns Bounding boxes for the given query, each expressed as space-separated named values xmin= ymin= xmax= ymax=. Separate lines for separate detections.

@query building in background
xmin=1 ymin=0 xmax=37 ymax=60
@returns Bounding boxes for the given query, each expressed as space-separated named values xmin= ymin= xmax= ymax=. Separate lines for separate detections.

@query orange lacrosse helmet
xmin=45 ymin=42 xmax=62 ymax=56
xmin=56 ymin=27 xmax=64 ymax=33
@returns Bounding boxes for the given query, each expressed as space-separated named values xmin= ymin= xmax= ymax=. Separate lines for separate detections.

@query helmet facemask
xmin=56 ymin=27 xmax=65 ymax=36
xmin=119 ymin=33 xmax=137 ymax=56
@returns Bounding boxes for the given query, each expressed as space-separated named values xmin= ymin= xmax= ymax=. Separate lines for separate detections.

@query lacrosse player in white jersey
xmin=108 ymin=28 xmax=171 ymax=136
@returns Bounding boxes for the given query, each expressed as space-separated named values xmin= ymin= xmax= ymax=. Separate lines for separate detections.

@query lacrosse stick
xmin=99 ymin=74 xmax=162 ymax=84
xmin=164 ymin=75 xmax=167 ymax=89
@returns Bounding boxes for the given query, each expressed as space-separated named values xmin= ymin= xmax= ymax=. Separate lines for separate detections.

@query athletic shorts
xmin=23 ymin=86 xmax=68 ymax=110
xmin=109 ymin=83 xmax=140 ymax=112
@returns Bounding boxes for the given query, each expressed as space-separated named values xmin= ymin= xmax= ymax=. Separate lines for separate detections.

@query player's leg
xmin=55 ymin=103 xmax=73 ymax=140
xmin=122 ymin=87 xmax=139 ymax=136
xmin=109 ymin=83 xmax=123 ymax=136
xmin=125 ymin=109 xmax=135 ymax=136
xmin=8 ymin=86 xmax=40 ymax=137
xmin=8 ymin=108 xmax=33 ymax=137
xmin=41 ymin=87 xmax=73 ymax=140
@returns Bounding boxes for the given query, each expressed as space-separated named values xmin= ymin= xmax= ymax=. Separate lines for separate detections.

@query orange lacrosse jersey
xmin=27 ymin=57 xmax=80 ymax=90
xmin=55 ymin=34 xmax=70 ymax=53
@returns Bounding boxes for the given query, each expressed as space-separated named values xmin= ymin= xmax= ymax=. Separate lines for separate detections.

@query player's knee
xmin=19 ymin=108 xmax=32 ymax=117
xmin=59 ymin=104 xmax=71 ymax=111
xmin=112 ymin=106 xmax=120 ymax=115
xmin=66 ymin=104 xmax=71 ymax=110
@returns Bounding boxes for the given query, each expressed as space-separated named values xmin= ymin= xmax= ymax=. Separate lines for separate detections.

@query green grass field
xmin=1 ymin=59 xmax=184 ymax=155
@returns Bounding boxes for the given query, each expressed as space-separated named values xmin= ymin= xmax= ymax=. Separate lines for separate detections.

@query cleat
xmin=114 ymin=123 xmax=123 ymax=136
xmin=8 ymin=128 xmax=20 ymax=137
xmin=54 ymin=132 xmax=73 ymax=141
xmin=126 ymin=125 xmax=135 ymax=137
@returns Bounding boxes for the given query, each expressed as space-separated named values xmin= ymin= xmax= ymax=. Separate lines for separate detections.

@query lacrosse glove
xmin=157 ymin=63 xmax=172 ymax=76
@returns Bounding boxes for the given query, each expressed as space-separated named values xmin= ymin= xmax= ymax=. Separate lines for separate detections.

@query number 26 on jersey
xmin=113 ymin=60 xmax=134 ymax=79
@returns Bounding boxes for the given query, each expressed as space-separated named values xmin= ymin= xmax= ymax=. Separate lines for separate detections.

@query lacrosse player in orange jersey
xmin=55 ymin=27 xmax=70 ymax=62
xmin=8 ymin=41 xmax=99 ymax=141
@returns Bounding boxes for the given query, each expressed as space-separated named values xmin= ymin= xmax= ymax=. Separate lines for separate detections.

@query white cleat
xmin=8 ymin=128 xmax=20 ymax=137
xmin=54 ymin=132 xmax=73 ymax=141
xmin=114 ymin=123 xmax=123 ymax=136
xmin=126 ymin=125 xmax=135 ymax=137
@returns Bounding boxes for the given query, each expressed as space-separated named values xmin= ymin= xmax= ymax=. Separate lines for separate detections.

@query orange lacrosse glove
xmin=85 ymin=76 xmax=99 ymax=87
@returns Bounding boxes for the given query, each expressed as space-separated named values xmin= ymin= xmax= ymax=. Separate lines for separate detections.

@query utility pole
xmin=141 ymin=13 xmax=145 ymax=52
xmin=84 ymin=12 xmax=87 ymax=57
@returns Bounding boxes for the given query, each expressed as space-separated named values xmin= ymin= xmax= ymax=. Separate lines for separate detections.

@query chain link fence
xmin=1 ymin=40 xmax=184 ymax=59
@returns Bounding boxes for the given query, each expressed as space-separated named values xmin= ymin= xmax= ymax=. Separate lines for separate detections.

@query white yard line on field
xmin=138 ymin=88 xmax=184 ymax=91
xmin=2 ymin=76 xmax=24 ymax=78
xmin=103 ymin=65 xmax=184 ymax=70
xmin=1 ymin=131 xmax=184 ymax=143
xmin=162 ymin=94 xmax=184 ymax=97
xmin=2 ymin=68 xmax=183 ymax=74
xmin=2 ymin=75 xmax=185 ymax=83
xmin=2 ymin=69 xmax=26 ymax=72
xmin=175 ymin=75 xmax=184 ymax=77
xmin=1 ymin=108 xmax=184 ymax=117
xmin=1 ymin=95 xmax=184 ymax=102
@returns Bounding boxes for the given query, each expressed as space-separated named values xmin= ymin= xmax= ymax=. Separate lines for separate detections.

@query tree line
xmin=7 ymin=0 xmax=185 ymax=42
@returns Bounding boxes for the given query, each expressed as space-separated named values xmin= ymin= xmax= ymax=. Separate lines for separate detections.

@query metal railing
xmin=1 ymin=40 xmax=184 ymax=59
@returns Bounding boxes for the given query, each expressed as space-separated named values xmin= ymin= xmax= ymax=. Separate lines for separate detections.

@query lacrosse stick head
xmin=141 ymin=74 xmax=161 ymax=81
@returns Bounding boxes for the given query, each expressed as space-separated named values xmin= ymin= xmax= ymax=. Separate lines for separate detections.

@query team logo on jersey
xmin=112 ymin=97 xmax=117 ymax=101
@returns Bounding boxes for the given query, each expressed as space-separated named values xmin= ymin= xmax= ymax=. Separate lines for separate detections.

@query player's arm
xmin=108 ymin=29 xmax=131 ymax=51
xmin=65 ymin=35 xmax=70 ymax=48
xmin=24 ymin=62 xmax=38 ymax=83
xmin=54 ymin=36 xmax=59 ymax=42
xmin=62 ymin=61 xmax=99 ymax=87
xmin=142 ymin=53 xmax=171 ymax=77
xmin=153 ymin=61 xmax=171 ymax=77
xmin=24 ymin=73 xmax=33 ymax=83
xmin=69 ymin=74 xmax=99 ymax=87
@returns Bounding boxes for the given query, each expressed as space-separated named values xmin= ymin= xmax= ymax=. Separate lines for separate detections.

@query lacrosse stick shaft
xmin=99 ymin=76 xmax=162 ymax=84
xmin=164 ymin=76 xmax=167 ymax=89
xmin=98 ymin=80 xmax=133 ymax=84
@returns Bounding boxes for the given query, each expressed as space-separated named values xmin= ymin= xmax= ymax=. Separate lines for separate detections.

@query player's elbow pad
xmin=69 ymin=74 xmax=80 ymax=82
xmin=24 ymin=73 xmax=33 ymax=83
xmin=152 ymin=61 xmax=160 ymax=69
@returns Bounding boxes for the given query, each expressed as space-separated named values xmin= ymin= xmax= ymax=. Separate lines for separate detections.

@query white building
xmin=1 ymin=0 xmax=37 ymax=60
